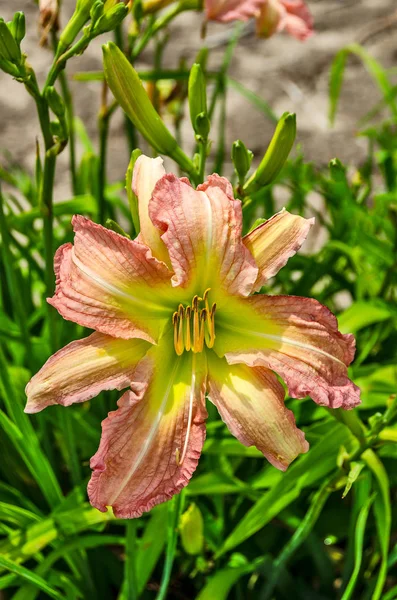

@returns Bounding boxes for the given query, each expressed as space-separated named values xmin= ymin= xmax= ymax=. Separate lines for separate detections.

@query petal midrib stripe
xmin=107 ymin=356 xmax=182 ymax=506
xmin=225 ymin=324 xmax=346 ymax=367
xmin=71 ymin=249 xmax=169 ymax=314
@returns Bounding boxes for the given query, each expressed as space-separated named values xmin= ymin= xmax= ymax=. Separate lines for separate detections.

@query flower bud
xmin=180 ymin=504 xmax=204 ymax=556
xmin=195 ymin=112 xmax=210 ymax=140
xmin=45 ymin=86 xmax=66 ymax=118
xmin=0 ymin=18 xmax=21 ymax=64
xmin=0 ymin=56 xmax=20 ymax=77
xmin=188 ymin=63 xmax=209 ymax=137
xmin=102 ymin=42 xmax=194 ymax=174
xmin=93 ymin=3 xmax=128 ymax=34
xmin=232 ymin=140 xmax=253 ymax=184
xmin=58 ymin=0 xmax=96 ymax=53
xmin=90 ymin=0 xmax=105 ymax=24
xmin=9 ymin=12 xmax=26 ymax=46
xmin=244 ymin=112 xmax=296 ymax=193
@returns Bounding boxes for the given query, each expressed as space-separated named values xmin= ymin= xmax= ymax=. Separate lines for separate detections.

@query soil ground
xmin=1 ymin=0 xmax=396 ymax=200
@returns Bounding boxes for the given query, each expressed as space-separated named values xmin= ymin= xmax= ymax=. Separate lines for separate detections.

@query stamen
xmin=198 ymin=309 xmax=207 ymax=352
xmin=208 ymin=303 xmax=216 ymax=348
xmin=203 ymin=288 xmax=211 ymax=314
xmin=193 ymin=304 xmax=200 ymax=352
xmin=185 ymin=306 xmax=191 ymax=351
xmin=172 ymin=291 xmax=216 ymax=355
xmin=177 ymin=354 xmax=196 ymax=466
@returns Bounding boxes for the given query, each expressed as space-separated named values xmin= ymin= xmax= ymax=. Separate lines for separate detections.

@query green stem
xmin=208 ymin=22 xmax=243 ymax=120
xmin=59 ymin=70 xmax=78 ymax=194
xmin=45 ymin=34 xmax=91 ymax=91
xmin=41 ymin=151 xmax=58 ymax=352
xmin=156 ymin=492 xmax=184 ymax=600
xmin=98 ymin=103 xmax=111 ymax=225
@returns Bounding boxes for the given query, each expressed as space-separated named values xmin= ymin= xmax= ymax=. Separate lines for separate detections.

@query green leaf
xmin=362 ymin=450 xmax=391 ymax=600
xmin=0 ymin=555 xmax=62 ymax=599
xmin=338 ymin=301 xmax=395 ymax=334
xmin=341 ymin=494 xmax=375 ymax=600
xmin=197 ymin=558 xmax=264 ymax=600
xmin=217 ymin=421 xmax=358 ymax=556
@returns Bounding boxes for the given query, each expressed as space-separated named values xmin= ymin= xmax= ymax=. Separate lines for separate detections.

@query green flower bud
xmin=232 ymin=140 xmax=253 ymax=184
xmin=90 ymin=0 xmax=105 ymax=24
xmin=93 ymin=3 xmax=128 ymax=34
xmin=0 ymin=18 xmax=21 ymax=63
xmin=45 ymin=86 xmax=66 ymax=118
xmin=9 ymin=12 xmax=26 ymax=46
xmin=329 ymin=157 xmax=347 ymax=182
xmin=195 ymin=112 xmax=210 ymax=140
xmin=188 ymin=63 xmax=208 ymax=137
xmin=0 ymin=56 xmax=20 ymax=77
xmin=102 ymin=42 xmax=194 ymax=174
xmin=244 ymin=112 xmax=296 ymax=193
xmin=59 ymin=0 xmax=96 ymax=53
xmin=126 ymin=148 xmax=142 ymax=235
xmin=180 ymin=504 xmax=204 ymax=556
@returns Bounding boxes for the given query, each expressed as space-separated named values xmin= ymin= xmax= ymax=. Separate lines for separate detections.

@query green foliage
xmin=0 ymin=4 xmax=396 ymax=599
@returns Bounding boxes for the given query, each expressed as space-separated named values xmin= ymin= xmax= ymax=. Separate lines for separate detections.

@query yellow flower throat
xmin=172 ymin=288 xmax=216 ymax=355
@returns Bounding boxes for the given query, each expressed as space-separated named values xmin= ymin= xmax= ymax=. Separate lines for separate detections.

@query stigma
xmin=172 ymin=288 xmax=216 ymax=355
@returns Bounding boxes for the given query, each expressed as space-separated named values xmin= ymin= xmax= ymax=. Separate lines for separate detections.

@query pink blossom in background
xmin=205 ymin=0 xmax=313 ymax=42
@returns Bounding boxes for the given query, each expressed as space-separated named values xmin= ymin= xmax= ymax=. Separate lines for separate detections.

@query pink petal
xmin=149 ymin=174 xmax=258 ymax=296
xmin=208 ymin=355 xmax=308 ymax=470
xmin=243 ymin=209 xmax=314 ymax=290
xmin=25 ymin=333 xmax=149 ymax=413
xmin=49 ymin=216 xmax=174 ymax=342
xmin=131 ymin=155 xmax=170 ymax=263
xmin=283 ymin=0 xmax=313 ymax=40
xmin=205 ymin=0 xmax=266 ymax=23
xmin=88 ymin=335 xmax=208 ymax=519
xmin=217 ymin=295 xmax=360 ymax=409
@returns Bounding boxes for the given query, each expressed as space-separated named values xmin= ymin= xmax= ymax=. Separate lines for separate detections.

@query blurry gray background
xmin=0 ymin=0 xmax=396 ymax=200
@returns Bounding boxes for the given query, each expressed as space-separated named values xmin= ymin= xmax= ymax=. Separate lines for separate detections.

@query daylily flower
xmin=25 ymin=156 xmax=360 ymax=519
xmin=205 ymin=0 xmax=313 ymax=43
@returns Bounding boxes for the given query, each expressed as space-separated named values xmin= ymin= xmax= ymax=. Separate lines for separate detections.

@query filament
xmin=177 ymin=353 xmax=196 ymax=466
xmin=172 ymin=289 xmax=216 ymax=355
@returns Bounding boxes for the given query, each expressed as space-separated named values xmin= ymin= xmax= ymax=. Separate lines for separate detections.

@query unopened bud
xmin=188 ymin=63 xmax=208 ymax=137
xmin=90 ymin=1 xmax=105 ymax=24
xmin=244 ymin=112 xmax=296 ymax=193
xmin=180 ymin=504 xmax=204 ymax=556
xmin=195 ymin=112 xmax=210 ymax=140
xmin=232 ymin=140 xmax=253 ymax=184
xmin=9 ymin=12 xmax=26 ymax=46
xmin=0 ymin=56 xmax=20 ymax=77
xmin=0 ymin=18 xmax=21 ymax=63
xmin=93 ymin=3 xmax=128 ymax=34
xmin=45 ymin=86 xmax=65 ymax=118
xmin=59 ymin=0 xmax=96 ymax=53
xmin=103 ymin=42 xmax=194 ymax=174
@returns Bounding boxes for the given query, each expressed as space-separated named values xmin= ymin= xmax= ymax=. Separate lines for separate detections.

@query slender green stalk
xmin=156 ymin=492 xmax=184 ymax=600
xmin=59 ymin=70 xmax=78 ymax=194
xmin=208 ymin=23 xmax=243 ymax=120
xmin=260 ymin=476 xmax=334 ymax=600
xmin=98 ymin=86 xmax=111 ymax=225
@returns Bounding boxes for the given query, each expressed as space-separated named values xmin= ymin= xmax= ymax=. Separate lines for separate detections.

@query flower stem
xmin=155 ymin=491 xmax=184 ymax=600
